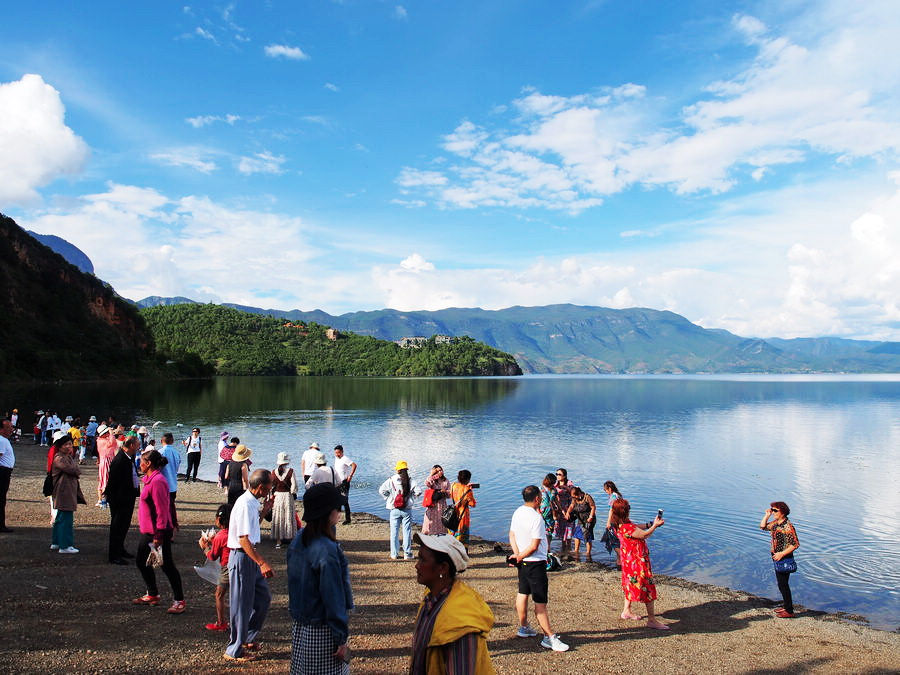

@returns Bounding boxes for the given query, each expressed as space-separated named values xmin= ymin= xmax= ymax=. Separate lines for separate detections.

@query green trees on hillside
xmin=141 ymin=304 xmax=522 ymax=377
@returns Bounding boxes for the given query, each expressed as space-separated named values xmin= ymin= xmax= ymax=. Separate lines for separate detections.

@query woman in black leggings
xmin=133 ymin=449 xmax=185 ymax=614
xmin=760 ymin=501 xmax=800 ymax=618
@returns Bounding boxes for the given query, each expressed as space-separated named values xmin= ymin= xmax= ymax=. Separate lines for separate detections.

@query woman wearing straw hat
xmin=225 ymin=444 xmax=252 ymax=506
xmin=271 ymin=452 xmax=299 ymax=548
xmin=379 ymin=461 xmax=422 ymax=560
xmin=410 ymin=533 xmax=495 ymax=674
xmin=287 ymin=483 xmax=353 ymax=674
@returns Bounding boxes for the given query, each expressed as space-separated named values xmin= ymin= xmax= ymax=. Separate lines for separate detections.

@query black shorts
xmin=517 ymin=560 xmax=549 ymax=604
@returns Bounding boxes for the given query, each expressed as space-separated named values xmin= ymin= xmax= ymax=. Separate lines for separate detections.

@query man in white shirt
xmin=226 ymin=469 xmax=274 ymax=662
xmin=304 ymin=452 xmax=339 ymax=489
xmin=509 ymin=485 xmax=568 ymax=651
xmin=300 ymin=442 xmax=320 ymax=482
xmin=0 ymin=419 xmax=15 ymax=532
xmin=333 ymin=444 xmax=357 ymax=525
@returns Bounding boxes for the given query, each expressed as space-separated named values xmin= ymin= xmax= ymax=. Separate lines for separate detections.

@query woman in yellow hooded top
xmin=410 ymin=533 xmax=495 ymax=675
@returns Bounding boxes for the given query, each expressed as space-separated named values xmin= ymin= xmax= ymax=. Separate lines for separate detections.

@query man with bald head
xmin=225 ymin=467 xmax=275 ymax=662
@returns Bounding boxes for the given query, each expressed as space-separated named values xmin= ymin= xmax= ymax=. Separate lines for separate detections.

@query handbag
xmin=441 ymin=488 xmax=472 ymax=530
xmin=422 ymin=489 xmax=436 ymax=508
xmin=773 ymin=555 xmax=797 ymax=574
xmin=42 ymin=472 xmax=54 ymax=497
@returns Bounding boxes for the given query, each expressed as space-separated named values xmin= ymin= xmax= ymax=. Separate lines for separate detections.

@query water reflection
xmin=3 ymin=375 xmax=898 ymax=628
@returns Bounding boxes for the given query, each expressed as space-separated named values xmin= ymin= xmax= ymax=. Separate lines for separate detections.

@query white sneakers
xmin=516 ymin=625 xmax=539 ymax=638
xmin=58 ymin=547 xmax=79 ymax=554
xmin=50 ymin=544 xmax=59 ymax=551
xmin=540 ymin=633 xmax=570 ymax=652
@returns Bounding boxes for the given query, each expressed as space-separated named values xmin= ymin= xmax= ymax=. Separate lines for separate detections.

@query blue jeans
xmin=389 ymin=508 xmax=412 ymax=558
xmin=227 ymin=550 xmax=271 ymax=658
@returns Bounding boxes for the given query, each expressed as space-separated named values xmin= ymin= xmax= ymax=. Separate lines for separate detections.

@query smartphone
xmin=470 ymin=483 xmax=481 ymax=489
xmin=657 ymin=509 xmax=664 ymax=520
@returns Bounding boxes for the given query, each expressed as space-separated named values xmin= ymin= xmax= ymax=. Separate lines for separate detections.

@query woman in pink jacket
xmin=132 ymin=449 xmax=185 ymax=614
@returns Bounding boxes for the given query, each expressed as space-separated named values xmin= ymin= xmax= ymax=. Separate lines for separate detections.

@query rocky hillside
xmin=0 ymin=213 xmax=158 ymax=380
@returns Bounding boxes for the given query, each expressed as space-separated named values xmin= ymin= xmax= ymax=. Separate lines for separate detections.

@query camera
xmin=470 ymin=483 xmax=480 ymax=489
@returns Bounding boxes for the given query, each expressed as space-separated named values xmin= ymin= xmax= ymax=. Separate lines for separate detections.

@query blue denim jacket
xmin=287 ymin=532 xmax=354 ymax=645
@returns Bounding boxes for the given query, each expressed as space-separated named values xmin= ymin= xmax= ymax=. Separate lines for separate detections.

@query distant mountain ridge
xmin=26 ymin=231 xmax=94 ymax=274
xmin=134 ymin=297 xmax=900 ymax=374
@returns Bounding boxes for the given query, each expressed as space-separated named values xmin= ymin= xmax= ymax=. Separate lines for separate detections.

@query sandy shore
xmin=0 ymin=442 xmax=897 ymax=674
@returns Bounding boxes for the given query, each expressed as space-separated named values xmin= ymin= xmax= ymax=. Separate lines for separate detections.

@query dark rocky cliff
xmin=0 ymin=213 xmax=155 ymax=380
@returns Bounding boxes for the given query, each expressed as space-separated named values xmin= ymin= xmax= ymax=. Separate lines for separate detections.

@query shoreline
xmin=1 ymin=442 xmax=897 ymax=673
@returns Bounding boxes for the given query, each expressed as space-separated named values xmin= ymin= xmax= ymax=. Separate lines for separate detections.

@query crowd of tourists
xmin=0 ymin=406 xmax=802 ymax=672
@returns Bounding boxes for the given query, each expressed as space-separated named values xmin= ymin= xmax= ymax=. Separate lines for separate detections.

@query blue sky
xmin=1 ymin=1 xmax=899 ymax=339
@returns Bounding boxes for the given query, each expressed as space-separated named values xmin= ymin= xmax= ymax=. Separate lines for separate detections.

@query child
xmin=198 ymin=503 xmax=231 ymax=631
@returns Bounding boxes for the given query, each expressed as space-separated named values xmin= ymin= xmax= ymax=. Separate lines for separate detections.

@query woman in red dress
xmin=610 ymin=498 xmax=668 ymax=630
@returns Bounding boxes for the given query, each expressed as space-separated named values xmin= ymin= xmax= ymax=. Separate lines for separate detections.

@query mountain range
xmin=134 ymin=297 xmax=900 ymax=374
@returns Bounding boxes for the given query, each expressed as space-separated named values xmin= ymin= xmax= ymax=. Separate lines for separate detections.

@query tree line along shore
xmin=0 ymin=445 xmax=897 ymax=674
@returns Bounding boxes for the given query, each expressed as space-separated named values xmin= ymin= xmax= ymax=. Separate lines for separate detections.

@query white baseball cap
xmin=413 ymin=533 xmax=469 ymax=574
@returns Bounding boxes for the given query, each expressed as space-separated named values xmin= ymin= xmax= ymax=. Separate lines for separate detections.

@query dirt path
xmin=1 ymin=443 xmax=897 ymax=673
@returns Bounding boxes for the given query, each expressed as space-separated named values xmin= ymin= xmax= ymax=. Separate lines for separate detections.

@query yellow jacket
xmin=414 ymin=580 xmax=496 ymax=675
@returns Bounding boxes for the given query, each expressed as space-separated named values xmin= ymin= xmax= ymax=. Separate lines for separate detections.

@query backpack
xmin=393 ymin=490 xmax=406 ymax=509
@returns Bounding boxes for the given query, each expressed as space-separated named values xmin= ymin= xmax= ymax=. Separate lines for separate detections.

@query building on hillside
xmin=396 ymin=336 xmax=427 ymax=349
xmin=434 ymin=335 xmax=454 ymax=344
xmin=325 ymin=328 xmax=339 ymax=341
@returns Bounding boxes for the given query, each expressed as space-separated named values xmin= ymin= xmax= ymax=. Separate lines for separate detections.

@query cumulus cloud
xmin=374 ymin=174 xmax=900 ymax=339
xmin=264 ymin=44 xmax=309 ymax=60
xmin=237 ymin=151 xmax=286 ymax=175
xmin=398 ymin=2 xmax=900 ymax=211
xmin=324 ymin=82 xmax=340 ymax=92
xmin=0 ymin=74 xmax=89 ymax=206
xmin=22 ymin=183 xmax=321 ymax=307
xmin=399 ymin=253 xmax=434 ymax=272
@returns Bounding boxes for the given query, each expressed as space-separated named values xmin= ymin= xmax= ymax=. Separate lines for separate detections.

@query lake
xmin=5 ymin=374 xmax=899 ymax=629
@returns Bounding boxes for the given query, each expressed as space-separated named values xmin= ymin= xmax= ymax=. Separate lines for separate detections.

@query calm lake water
xmin=6 ymin=374 xmax=899 ymax=629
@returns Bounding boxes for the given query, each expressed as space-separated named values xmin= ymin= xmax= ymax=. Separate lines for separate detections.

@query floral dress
xmin=448 ymin=482 xmax=476 ymax=545
xmin=422 ymin=475 xmax=451 ymax=535
xmin=618 ymin=522 xmax=657 ymax=602
xmin=553 ymin=480 xmax=575 ymax=541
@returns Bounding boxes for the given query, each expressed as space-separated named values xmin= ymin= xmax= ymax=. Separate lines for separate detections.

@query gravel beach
xmin=1 ymin=443 xmax=897 ymax=674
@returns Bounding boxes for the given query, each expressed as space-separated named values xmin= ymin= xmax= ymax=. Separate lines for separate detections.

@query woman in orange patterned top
xmin=760 ymin=501 xmax=800 ymax=618
xmin=610 ymin=498 xmax=668 ymax=630
xmin=449 ymin=470 xmax=477 ymax=550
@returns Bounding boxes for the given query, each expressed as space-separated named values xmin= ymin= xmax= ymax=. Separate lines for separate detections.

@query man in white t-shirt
xmin=300 ymin=442 xmax=320 ymax=482
xmin=333 ymin=444 xmax=357 ymax=525
xmin=0 ymin=419 xmax=16 ymax=532
xmin=305 ymin=452 xmax=339 ymax=489
xmin=509 ymin=485 xmax=569 ymax=651
xmin=226 ymin=469 xmax=274 ymax=662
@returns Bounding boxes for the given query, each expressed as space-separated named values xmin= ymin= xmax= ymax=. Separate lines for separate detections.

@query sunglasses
xmin=771 ymin=508 xmax=780 ymax=512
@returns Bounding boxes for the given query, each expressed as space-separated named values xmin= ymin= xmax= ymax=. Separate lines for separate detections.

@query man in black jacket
xmin=107 ymin=435 xmax=140 ymax=564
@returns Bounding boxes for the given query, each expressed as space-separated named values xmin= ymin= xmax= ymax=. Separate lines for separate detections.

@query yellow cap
xmin=395 ymin=460 xmax=408 ymax=472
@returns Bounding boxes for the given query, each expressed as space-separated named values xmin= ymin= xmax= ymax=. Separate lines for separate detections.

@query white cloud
xmin=324 ymin=82 xmax=340 ymax=92
xmin=373 ymin=173 xmax=900 ymax=339
xmin=186 ymin=114 xmax=241 ymax=128
xmin=150 ymin=147 xmax=218 ymax=173
xmin=22 ymin=183 xmax=321 ymax=307
xmin=396 ymin=168 xmax=447 ymax=187
xmin=399 ymin=2 xmax=900 ymax=211
xmin=0 ymin=74 xmax=89 ymax=206
xmin=237 ymin=151 xmax=286 ymax=175
xmin=195 ymin=26 xmax=217 ymax=43
xmin=264 ymin=44 xmax=309 ymax=60
xmin=394 ymin=5 xmax=408 ymax=20
xmin=399 ymin=253 xmax=434 ymax=272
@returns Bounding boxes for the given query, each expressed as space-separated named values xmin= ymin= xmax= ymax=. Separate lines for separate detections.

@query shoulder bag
xmin=441 ymin=488 xmax=472 ymax=531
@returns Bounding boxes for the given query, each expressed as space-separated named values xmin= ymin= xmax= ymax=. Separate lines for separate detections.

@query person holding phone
xmin=760 ymin=501 xmax=800 ymax=618
xmin=288 ymin=483 xmax=353 ymax=674
xmin=609 ymin=498 xmax=668 ymax=629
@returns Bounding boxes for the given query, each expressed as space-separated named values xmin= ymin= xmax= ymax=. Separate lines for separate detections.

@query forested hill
xmin=140 ymin=304 xmax=522 ymax=376
xmin=136 ymin=298 xmax=900 ymax=374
